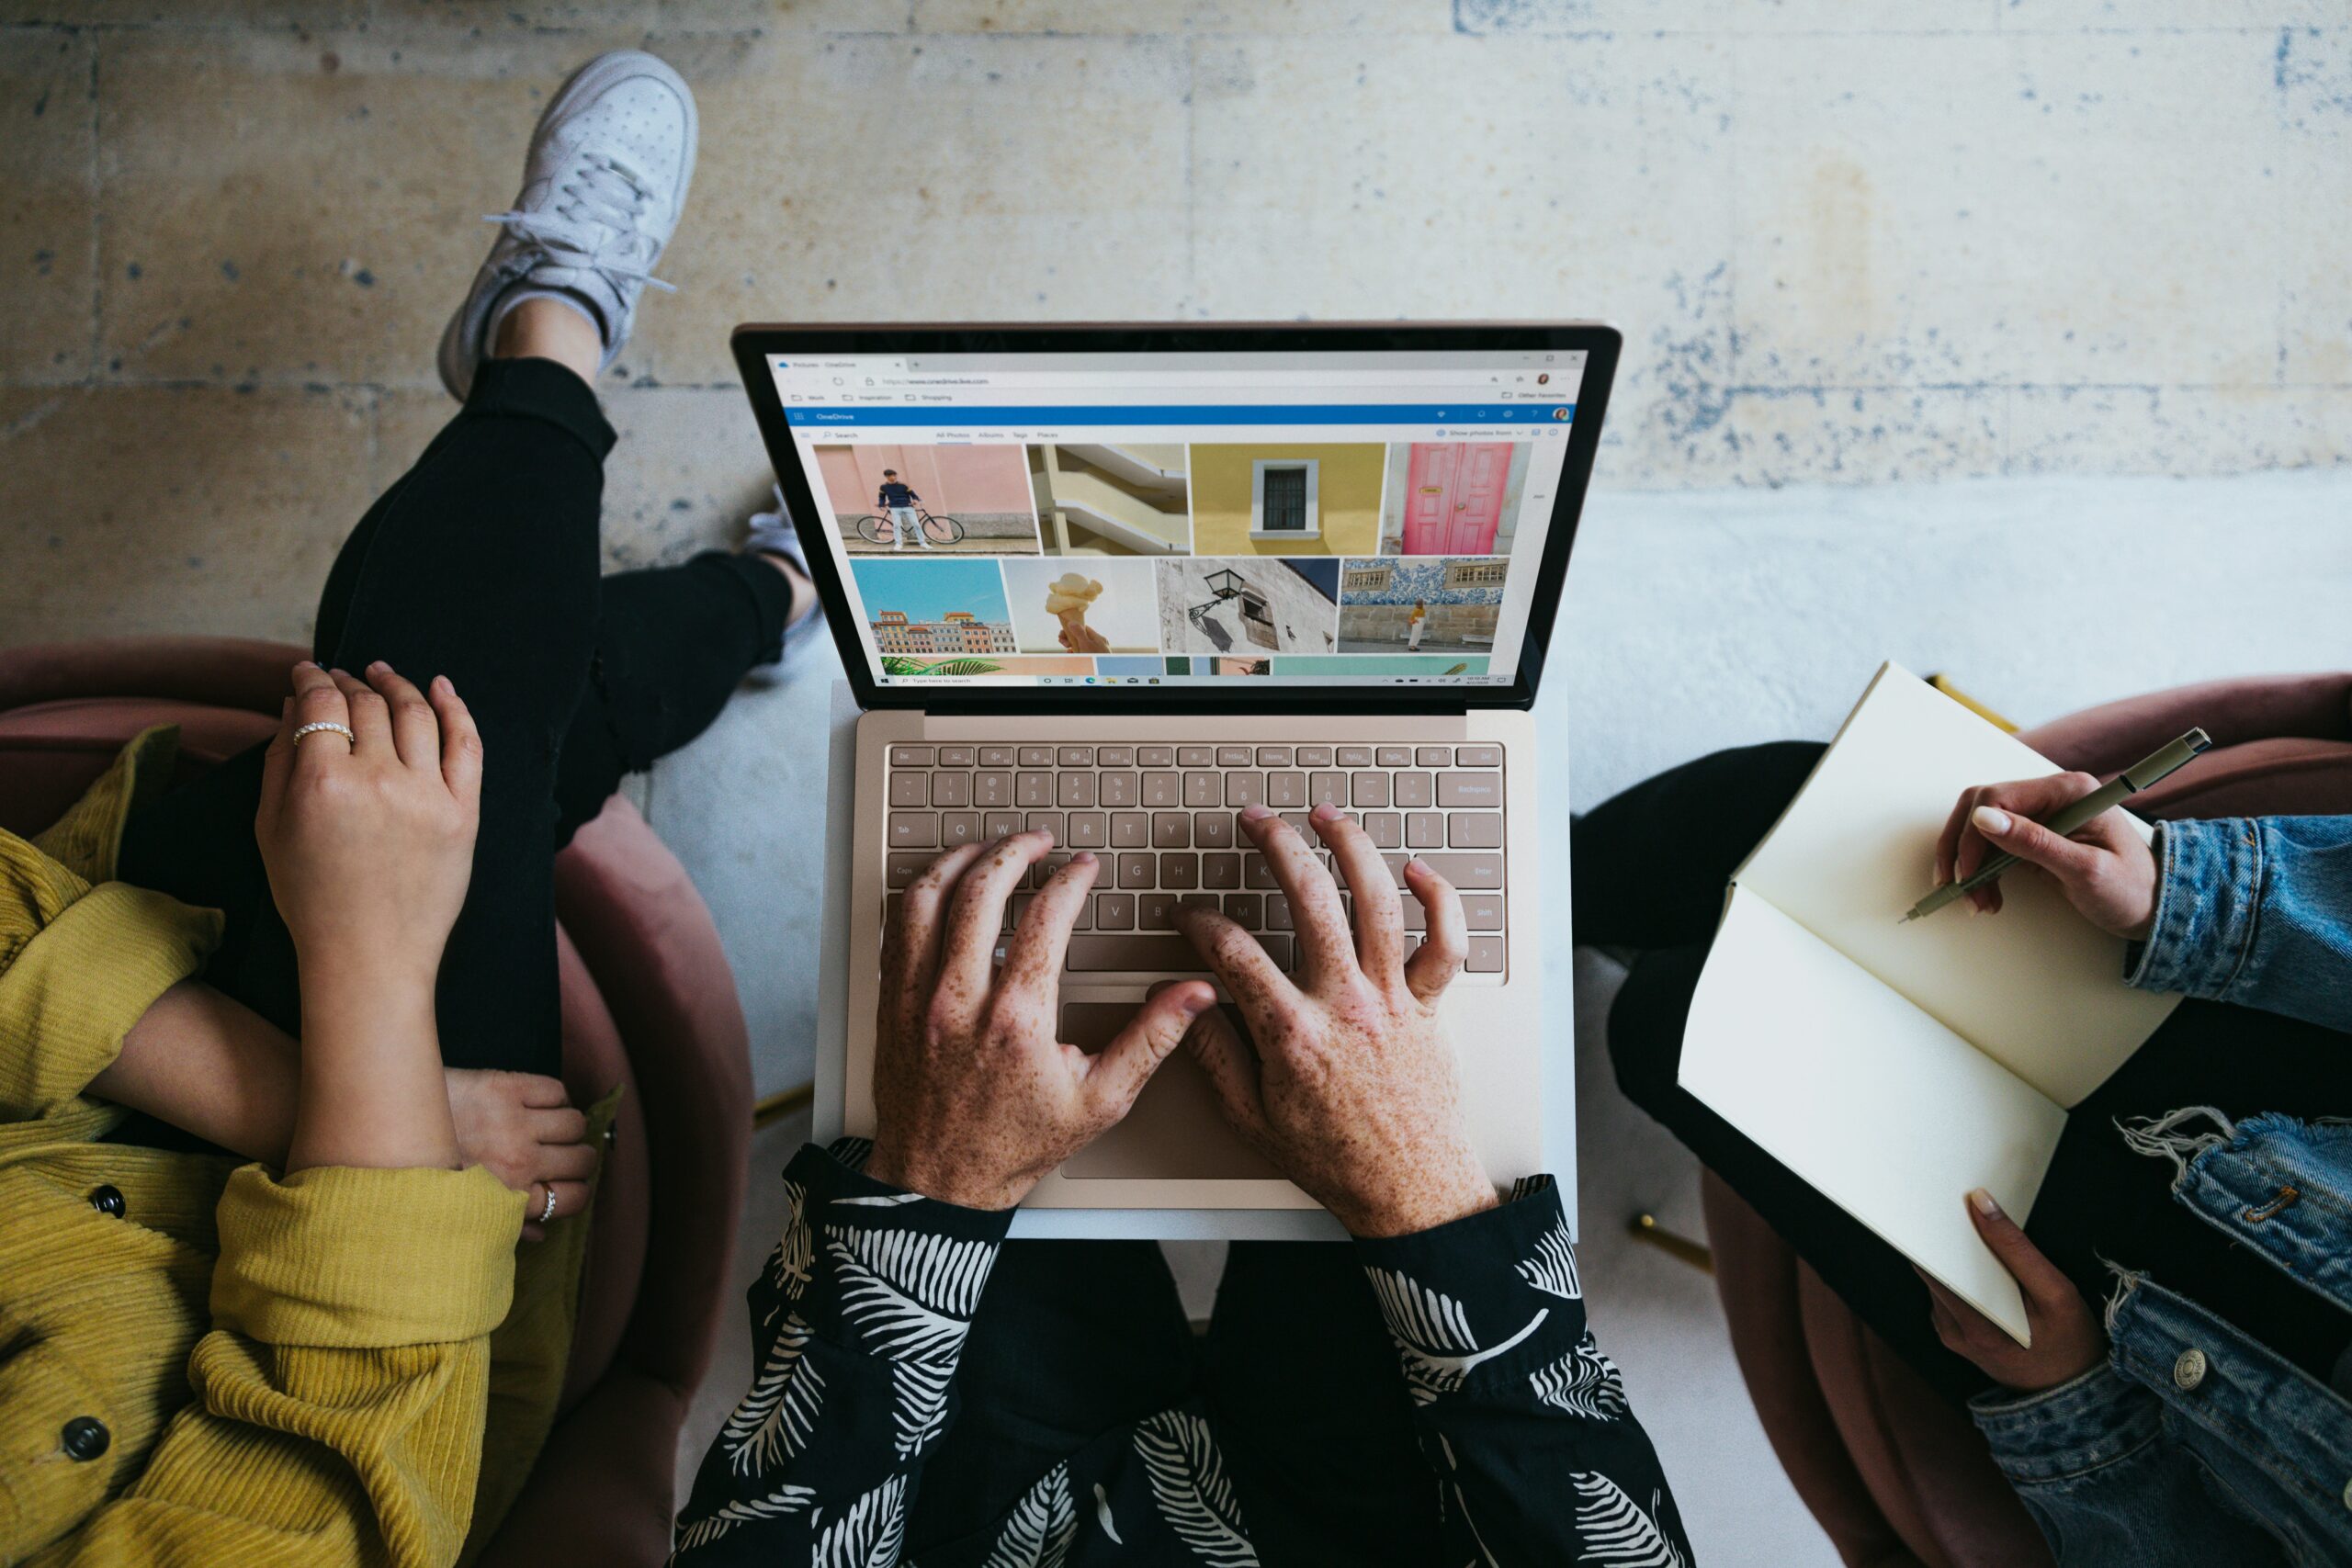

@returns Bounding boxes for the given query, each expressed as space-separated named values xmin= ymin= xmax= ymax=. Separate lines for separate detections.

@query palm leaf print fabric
xmin=673 ymin=1153 xmax=1691 ymax=1565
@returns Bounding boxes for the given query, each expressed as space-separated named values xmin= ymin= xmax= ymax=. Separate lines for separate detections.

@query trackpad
xmin=1059 ymin=1002 xmax=1284 ymax=1181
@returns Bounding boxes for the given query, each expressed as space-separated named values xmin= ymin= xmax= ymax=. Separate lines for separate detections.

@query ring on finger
xmin=292 ymin=720 xmax=356 ymax=750
xmin=539 ymin=1184 xmax=558 ymax=1224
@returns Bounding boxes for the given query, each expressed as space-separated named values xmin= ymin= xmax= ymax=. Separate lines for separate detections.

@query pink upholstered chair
xmin=1702 ymin=671 xmax=2352 ymax=1568
xmin=0 ymin=636 xmax=754 ymax=1568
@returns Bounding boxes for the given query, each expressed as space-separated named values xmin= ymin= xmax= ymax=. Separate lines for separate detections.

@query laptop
xmin=734 ymin=322 xmax=1619 ymax=1217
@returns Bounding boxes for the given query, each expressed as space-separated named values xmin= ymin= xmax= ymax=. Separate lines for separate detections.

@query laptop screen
xmin=761 ymin=345 xmax=1592 ymax=694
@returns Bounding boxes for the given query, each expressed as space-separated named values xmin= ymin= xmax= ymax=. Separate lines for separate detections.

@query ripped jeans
xmin=1973 ymin=1112 xmax=2352 ymax=1567
xmin=117 ymin=356 xmax=796 ymax=1081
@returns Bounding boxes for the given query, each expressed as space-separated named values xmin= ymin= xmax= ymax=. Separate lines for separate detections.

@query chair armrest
xmin=2018 ymin=672 xmax=2352 ymax=778
xmin=0 ymin=636 xmax=308 ymax=716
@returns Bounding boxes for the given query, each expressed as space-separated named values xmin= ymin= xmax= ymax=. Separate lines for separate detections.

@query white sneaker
xmin=437 ymin=50 xmax=697 ymax=400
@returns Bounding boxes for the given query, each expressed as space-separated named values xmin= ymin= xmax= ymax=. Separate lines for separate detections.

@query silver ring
xmin=540 ymin=1185 xmax=558 ymax=1224
xmin=291 ymin=720 xmax=356 ymax=748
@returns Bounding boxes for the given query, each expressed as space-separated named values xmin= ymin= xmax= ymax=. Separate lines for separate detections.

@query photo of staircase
xmin=1027 ymin=443 xmax=1192 ymax=556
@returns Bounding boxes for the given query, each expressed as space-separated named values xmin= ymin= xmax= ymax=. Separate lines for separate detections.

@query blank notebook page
xmin=1681 ymin=887 xmax=2068 ymax=1343
xmin=1735 ymin=664 xmax=2178 ymax=1108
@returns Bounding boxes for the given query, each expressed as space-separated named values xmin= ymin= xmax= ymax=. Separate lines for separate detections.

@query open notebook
xmin=1678 ymin=663 xmax=2180 ymax=1343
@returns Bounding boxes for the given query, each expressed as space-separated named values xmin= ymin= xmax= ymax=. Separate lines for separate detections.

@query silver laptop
xmin=735 ymin=322 xmax=1619 ymax=1213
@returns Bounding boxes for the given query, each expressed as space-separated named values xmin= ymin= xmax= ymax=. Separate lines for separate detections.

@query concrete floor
xmin=7 ymin=4 xmax=2351 ymax=1562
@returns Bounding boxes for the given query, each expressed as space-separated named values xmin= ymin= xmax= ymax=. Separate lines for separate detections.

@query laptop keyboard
xmin=882 ymin=743 xmax=1507 ymax=976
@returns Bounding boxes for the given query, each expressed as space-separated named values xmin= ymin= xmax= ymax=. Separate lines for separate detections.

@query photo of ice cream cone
xmin=1044 ymin=570 xmax=1111 ymax=653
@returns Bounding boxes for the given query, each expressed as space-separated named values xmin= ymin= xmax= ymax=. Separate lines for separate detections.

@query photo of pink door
xmin=1398 ymin=441 xmax=1512 ymax=555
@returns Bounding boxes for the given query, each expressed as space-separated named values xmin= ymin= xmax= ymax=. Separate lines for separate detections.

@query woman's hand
xmin=258 ymin=660 xmax=481 ymax=1174
xmin=1917 ymin=1189 xmax=2107 ymax=1392
xmin=865 ymin=832 xmax=1214 ymax=1209
xmin=257 ymin=661 xmax=482 ymax=989
xmin=1934 ymin=773 xmax=2160 ymax=939
xmin=445 ymin=1069 xmax=598 ymax=1240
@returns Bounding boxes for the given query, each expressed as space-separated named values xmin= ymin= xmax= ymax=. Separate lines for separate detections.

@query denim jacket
xmin=1969 ymin=816 xmax=2352 ymax=1568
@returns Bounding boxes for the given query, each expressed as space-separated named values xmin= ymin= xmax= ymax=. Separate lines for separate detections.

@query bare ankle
xmin=492 ymin=296 xmax=604 ymax=385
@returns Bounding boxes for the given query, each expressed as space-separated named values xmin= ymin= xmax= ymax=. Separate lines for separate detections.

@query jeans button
xmin=2172 ymin=1348 xmax=2208 ymax=1391
xmin=86 ymin=1184 xmax=126 ymax=1218
xmin=61 ymin=1416 xmax=110 ymax=1461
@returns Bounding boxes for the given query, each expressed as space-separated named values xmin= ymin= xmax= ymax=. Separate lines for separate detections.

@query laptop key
xmin=1152 ymin=812 xmax=1190 ymax=848
xmin=1466 ymin=936 xmax=1504 ymax=973
xmin=1066 ymin=933 xmax=1293 ymax=972
xmin=886 ymin=852 xmax=935 ymax=889
xmin=1058 ymin=747 xmax=1093 ymax=766
xmin=1139 ymin=893 xmax=1177 ymax=931
xmin=889 ymin=813 xmax=939 ymax=849
xmin=1161 ymin=853 xmax=1199 ymax=889
xmin=1058 ymin=773 xmax=1097 ymax=807
xmin=1216 ymin=745 xmax=1253 ymax=767
xmin=890 ymin=746 xmax=933 ymax=766
xmin=1183 ymin=773 xmax=1221 ymax=807
xmin=1416 ymin=746 xmax=1452 ymax=767
xmin=1406 ymin=812 xmax=1445 ymax=849
xmin=937 ymin=746 xmax=975 ymax=767
xmin=1336 ymin=746 xmax=1374 ymax=766
xmin=932 ymin=773 xmax=972 ymax=807
xmin=1440 ymin=772 xmax=1502 ymax=807
xmin=975 ymin=772 xmax=1013 ymax=807
xmin=1067 ymin=812 xmax=1106 ymax=848
xmin=1449 ymin=813 xmax=1503 ymax=849
xmin=1136 ymin=746 xmax=1174 ymax=767
xmin=1351 ymin=773 xmax=1390 ymax=807
xmin=1256 ymin=747 xmax=1293 ymax=766
xmin=1266 ymin=893 xmax=1291 ymax=930
xmin=1143 ymin=772 xmax=1182 ymax=807
xmin=1017 ymin=773 xmax=1053 ymax=807
xmin=1178 ymin=746 xmax=1216 ymax=767
xmin=1019 ymin=746 xmax=1054 ymax=766
xmin=979 ymin=745 xmax=1015 ymax=768
xmin=1308 ymin=773 xmax=1347 ymax=807
xmin=1225 ymin=773 xmax=1264 ymax=807
xmin=1098 ymin=746 xmax=1135 ymax=768
xmin=1193 ymin=812 xmax=1233 ymax=850
xmin=1463 ymin=894 xmax=1504 ymax=931
xmin=1456 ymin=746 xmax=1503 ymax=767
xmin=1117 ymin=852 xmax=1156 ymax=889
xmin=1267 ymin=772 xmax=1306 ymax=807
xmin=943 ymin=812 xmax=979 ymax=846
xmin=984 ymin=811 xmax=1023 ymax=839
xmin=888 ymin=773 xmax=928 ymax=807
xmin=1024 ymin=812 xmax=1062 ymax=841
xmin=1111 ymin=812 xmax=1148 ymax=848
xmin=1100 ymin=772 xmax=1140 ymax=807
xmin=1395 ymin=772 xmax=1433 ymax=807
xmin=1413 ymin=852 xmax=1505 ymax=890
xmin=1243 ymin=852 xmax=1277 ymax=889
xmin=1364 ymin=812 xmax=1403 ymax=848
xmin=1203 ymin=852 xmax=1241 ymax=890
xmin=1095 ymin=892 xmax=1136 ymax=930
xmin=1295 ymin=746 xmax=1333 ymax=767
xmin=1376 ymin=746 xmax=1413 ymax=767
xmin=1224 ymin=893 xmax=1262 ymax=927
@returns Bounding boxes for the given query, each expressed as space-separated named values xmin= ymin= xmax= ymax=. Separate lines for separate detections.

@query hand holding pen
xmin=1913 ymin=729 xmax=2211 ymax=937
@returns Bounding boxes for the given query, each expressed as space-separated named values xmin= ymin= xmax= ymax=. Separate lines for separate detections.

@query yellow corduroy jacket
xmin=0 ymin=729 xmax=605 ymax=1567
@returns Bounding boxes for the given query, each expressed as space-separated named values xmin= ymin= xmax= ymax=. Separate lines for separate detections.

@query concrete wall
xmin=1188 ymin=443 xmax=1387 ymax=556
xmin=6 ymin=6 xmax=2346 ymax=646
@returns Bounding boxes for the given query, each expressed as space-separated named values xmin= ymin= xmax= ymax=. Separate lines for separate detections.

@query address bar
xmin=868 ymin=368 xmax=1523 ymax=388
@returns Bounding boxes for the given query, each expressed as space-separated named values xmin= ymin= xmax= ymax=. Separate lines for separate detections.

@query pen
xmin=1902 ymin=728 xmax=2213 ymax=923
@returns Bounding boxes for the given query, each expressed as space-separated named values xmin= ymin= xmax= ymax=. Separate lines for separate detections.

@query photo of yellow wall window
xmin=1187 ymin=443 xmax=1385 ymax=556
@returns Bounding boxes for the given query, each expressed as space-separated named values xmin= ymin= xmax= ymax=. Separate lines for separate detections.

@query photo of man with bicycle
xmin=813 ymin=443 xmax=1045 ymax=557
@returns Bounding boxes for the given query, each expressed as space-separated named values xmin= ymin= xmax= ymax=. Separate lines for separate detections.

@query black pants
xmin=118 ymin=357 xmax=795 ymax=1084
xmin=911 ymin=1239 xmax=1444 ymax=1564
xmin=1577 ymin=742 xmax=2352 ymax=1404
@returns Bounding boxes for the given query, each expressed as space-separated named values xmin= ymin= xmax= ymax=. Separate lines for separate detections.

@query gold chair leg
xmin=1627 ymin=1212 xmax=1714 ymax=1274
xmin=752 ymin=1082 xmax=815 ymax=1131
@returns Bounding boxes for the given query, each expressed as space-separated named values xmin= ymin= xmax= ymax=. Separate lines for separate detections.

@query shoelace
xmin=482 ymin=151 xmax=677 ymax=294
